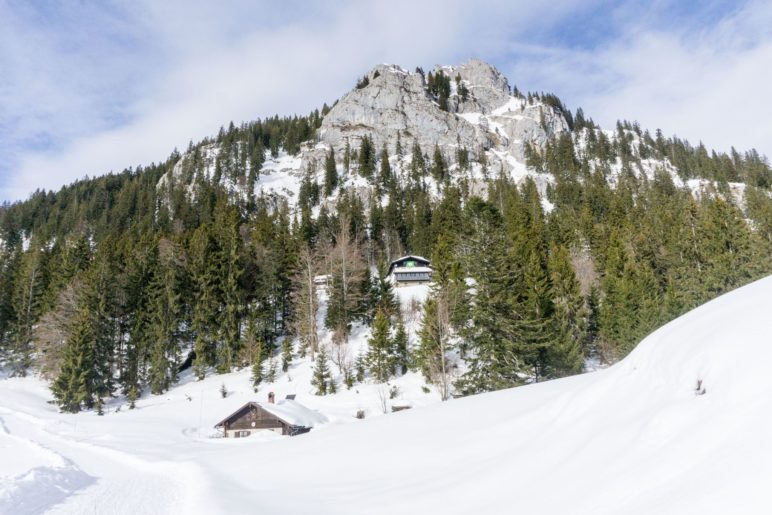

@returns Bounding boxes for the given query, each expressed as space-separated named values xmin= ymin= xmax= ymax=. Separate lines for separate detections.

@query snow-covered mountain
xmin=158 ymin=60 xmax=572 ymax=206
xmin=2 ymin=274 xmax=771 ymax=513
xmin=159 ymin=58 xmax=752 ymax=213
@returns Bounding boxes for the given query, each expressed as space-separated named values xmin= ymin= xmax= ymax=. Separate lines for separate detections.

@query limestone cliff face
xmin=161 ymin=60 xmax=571 ymax=206
xmin=445 ymin=58 xmax=511 ymax=114
xmin=316 ymin=63 xmax=488 ymax=158
xmin=311 ymin=59 xmax=568 ymax=167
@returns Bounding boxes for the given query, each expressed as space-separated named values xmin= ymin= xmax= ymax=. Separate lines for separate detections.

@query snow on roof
xmin=390 ymin=255 xmax=430 ymax=265
xmin=215 ymin=400 xmax=327 ymax=429
xmin=260 ymin=400 xmax=328 ymax=428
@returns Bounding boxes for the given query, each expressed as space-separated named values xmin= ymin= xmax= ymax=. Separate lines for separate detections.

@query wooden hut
xmin=214 ymin=395 xmax=327 ymax=438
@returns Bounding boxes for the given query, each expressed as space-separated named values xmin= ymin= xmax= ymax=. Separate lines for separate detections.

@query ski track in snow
xmin=0 ymin=404 xmax=217 ymax=515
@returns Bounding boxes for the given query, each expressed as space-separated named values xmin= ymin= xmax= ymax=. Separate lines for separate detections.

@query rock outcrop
xmin=444 ymin=59 xmax=512 ymax=114
xmin=161 ymin=59 xmax=571 ymax=206
xmin=310 ymin=59 xmax=568 ymax=168
xmin=316 ymin=64 xmax=488 ymax=159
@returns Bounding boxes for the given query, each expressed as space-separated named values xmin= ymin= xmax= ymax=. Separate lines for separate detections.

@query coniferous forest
xmin=1 ymin=94 xmax=771 ymax=413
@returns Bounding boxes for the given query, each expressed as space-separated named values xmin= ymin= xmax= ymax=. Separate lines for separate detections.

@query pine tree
xmin=410 ymin=142 xmax=426 ymax=183
xmin=51 ymin=307 xmax=96 ymax=413
xmin=379 ymin=146 xmax=392 ymax=191
xmin=266 ymin=357 xmax=277 ymax=383
xmin=245 ymin=312 xmax=265 ymax=391
xmin=358 ymin=135 xmax=376 ymax=178
xmin=148 ymin=239 xmax=182 ymax=394
xmin=216 ymin=208 xmax=243 ymax=374
xmin=190 ymin=225 xmax=218 ymax=379
xmin=374 ymin=271 xmax=399 ymax=319
xmin=456 ymin=74 xmax=469 ymax=101
xmin=517 ymin=249 xmax=554 ymax=382
xmin=367 ymin=309 xmax=392 ymax=382
xmin=431 ymin=145 xmax=447 ymax=183
xmin=127 ymin=384 xmax=138 ymax=409
xmin=281 ymin=337 xmax=293 ymax=372
xmin=311 ymin=346 xmax=333 ymax=395
xmin=324 ymin=148 xmax=338 ymax=196
xmin=392 ymin=317 xmax=409 ymax=375
xmin=456 ymin=200 xmax=523 ymax=395
xmin=355 ymin=352 xmax=366 ymax=383
xmin=545 ymin=244 xmax=586 ymax=377
xmin=10 ymin=242 xmax=47 ymax=375
xmin=80 ymin=245 xmax=118 ymax=400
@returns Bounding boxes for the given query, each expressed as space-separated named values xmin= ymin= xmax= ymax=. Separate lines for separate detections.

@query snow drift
xmin=2 ymin=275 xmax=772 ymax=514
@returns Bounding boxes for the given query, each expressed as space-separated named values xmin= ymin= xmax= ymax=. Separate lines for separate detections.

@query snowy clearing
xmin=2 ymin=275 xmax=772 ymax=513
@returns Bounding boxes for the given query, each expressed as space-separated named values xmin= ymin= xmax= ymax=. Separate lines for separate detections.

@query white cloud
xmin=1 ymin=0 xmax=601 ymax=201
xmin=3 ymin=0 xmax=770 ymax=201
xmin=507 ymin=1 xmax=772 ymax=159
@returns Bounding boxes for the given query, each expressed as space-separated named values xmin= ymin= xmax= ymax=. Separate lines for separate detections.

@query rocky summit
xmin=307 ymin=59 xmax=568 ymax=171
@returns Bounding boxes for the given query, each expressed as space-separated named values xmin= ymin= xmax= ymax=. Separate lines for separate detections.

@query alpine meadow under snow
xmin=2 ymin=276 xmax=772 ymax=514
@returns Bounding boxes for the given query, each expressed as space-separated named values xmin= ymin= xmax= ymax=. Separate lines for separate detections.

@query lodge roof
xmin=388 ymin=255 xmax=431 ymax=275
xmin=214 ymin=400 xmax=327 ymax=429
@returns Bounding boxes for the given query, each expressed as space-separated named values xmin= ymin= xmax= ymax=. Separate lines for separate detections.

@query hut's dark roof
xmin=388 ymin=255 xmax=431 ymax=275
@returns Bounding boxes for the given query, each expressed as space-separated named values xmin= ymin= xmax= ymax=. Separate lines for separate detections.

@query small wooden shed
xmin=214 ymin=397 xmax=326 ymax=438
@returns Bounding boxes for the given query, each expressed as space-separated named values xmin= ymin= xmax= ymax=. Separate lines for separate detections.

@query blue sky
xmin=1 ymin=0 xmax=770 ymax=202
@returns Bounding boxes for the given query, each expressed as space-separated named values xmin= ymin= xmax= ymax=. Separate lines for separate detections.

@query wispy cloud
xmin=1 ymin=0 xmax=768 ymax=202
xmin=506 ymin=1 xmax=772 ymax=157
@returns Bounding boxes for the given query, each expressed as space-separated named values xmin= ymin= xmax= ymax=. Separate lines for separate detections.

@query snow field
xmin=2 ymin=256 xmax=771 ymax=513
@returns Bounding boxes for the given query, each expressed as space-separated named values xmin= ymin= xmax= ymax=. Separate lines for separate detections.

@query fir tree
xmin=10 ymin=242 xmax=47 ymax=375
xmin=379 ymin=146 xmax=392 ymax=191
xmin=311 ymin=346 xmax=333 ymax=395
xmin=367 ymin=309 xmax=392 ymax=382
xmin=324 ymin=148 xmax=338 ymax=196
xmin=358 ymin=135 xmax=376 ymax=178
xmin=266 ymin=357 xmax=278 ymax=383
xmin=455 ymin=200 xmax=524 ymax=395
xmin=545 ymin=244 xmax=586 ymax=377
xmin=410 ymin=142 xmax=426 ymax=183
xmin=355 ymin=352 xmax=367 ymax=383
xmin=148 ymin=240 xmax=182 ymax=394
xmin=431 ymin=145 xmax=448 ymax=183
xmin=281 ymin=337 xmax=293 ymax=372
xmin=127 ymin=384 xmax=138 ymax=409
xmin=190 ymin=225 xmax=218 ymax=380
xmin=392 ymin=317 xmax=409 ymax=375
xmin=216 ymin=207 xmax=243 ymax=374
xmin=51 ymin=307 xmax=96 ymax=413
xmin=246 ymin=317 xmax=265 ymax=391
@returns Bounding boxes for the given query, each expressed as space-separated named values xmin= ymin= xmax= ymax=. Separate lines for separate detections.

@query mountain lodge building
xmin=388 ymin=255 xmax=432 ymax=286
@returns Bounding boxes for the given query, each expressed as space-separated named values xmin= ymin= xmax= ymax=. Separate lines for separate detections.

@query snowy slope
xmin=3 ymin=276 xmax=772 ymax=513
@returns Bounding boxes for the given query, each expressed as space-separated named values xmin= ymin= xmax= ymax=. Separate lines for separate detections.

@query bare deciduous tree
xmin=324 ymin=214 xmax=366 ymax=343
xmin=33 ymin=280 xmax=81 ymax=380
xmin=419 ymin=289 xmax=456 ymax=401
xmin=291 ymin=246 xmax=320 ymax=360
